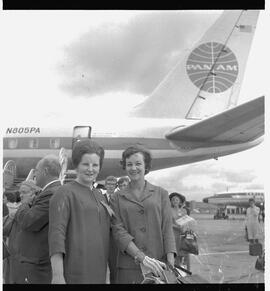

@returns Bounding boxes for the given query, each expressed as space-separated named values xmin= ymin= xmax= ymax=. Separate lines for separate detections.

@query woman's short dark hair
xmin=72 ymin=139 xmax=105 ymax=169
xmin=120 ymin=145 xmax=152 ymax=175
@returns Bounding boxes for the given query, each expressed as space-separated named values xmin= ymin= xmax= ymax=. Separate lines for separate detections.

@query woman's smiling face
xmin=125 ymin=152 xmax=145 ymax=182
xmin=76 ymin=153 xmax=100 ymax=186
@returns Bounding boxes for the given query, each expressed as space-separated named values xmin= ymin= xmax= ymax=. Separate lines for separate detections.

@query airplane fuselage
xmin=204 ymin=191 xmax=264 ymax=208
xmin=3 ymin=117 xmax=263 ymax=180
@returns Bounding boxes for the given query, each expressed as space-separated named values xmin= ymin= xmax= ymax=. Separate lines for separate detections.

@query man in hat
xmin=15 ymin=155 xmax=61 ymax=284
xmin=18 ymin=180 xmax=41 ymax=204
xmin=3 ymin=180 xmax=41 ymax=283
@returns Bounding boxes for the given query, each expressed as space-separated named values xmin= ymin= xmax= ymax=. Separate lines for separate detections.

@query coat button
xmin=139 ymin=209 xmax=144 ymax=214
xmin=140 ymin=227 xmax=146 ymax=232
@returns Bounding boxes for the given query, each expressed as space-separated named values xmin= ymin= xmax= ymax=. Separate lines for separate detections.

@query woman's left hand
xmin=167 ymin=252 xmax=175 ymax=268
xmin=142 ymin=256 xmax=166 ymax=277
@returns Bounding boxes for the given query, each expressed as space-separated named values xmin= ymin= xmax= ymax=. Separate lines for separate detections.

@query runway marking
xmin=197 ymin=250 xmax=249 ymax=256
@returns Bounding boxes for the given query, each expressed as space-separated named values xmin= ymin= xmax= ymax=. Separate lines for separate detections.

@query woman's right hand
xmin=51 ymin=274 xmax=66 ymax=284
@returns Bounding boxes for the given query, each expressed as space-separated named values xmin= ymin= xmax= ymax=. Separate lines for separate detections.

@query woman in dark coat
xmin=49 ymin=140 xmax=111 ymax=284
xmin=110 ymin=145 xmax=176 ymax=284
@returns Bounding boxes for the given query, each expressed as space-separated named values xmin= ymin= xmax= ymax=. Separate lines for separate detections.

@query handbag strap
xmin=168 ymin=263 xmax=192 ymax=276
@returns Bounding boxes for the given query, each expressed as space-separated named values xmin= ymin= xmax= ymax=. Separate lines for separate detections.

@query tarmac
xmin=189 ymin=213 xmax=265 ymax=284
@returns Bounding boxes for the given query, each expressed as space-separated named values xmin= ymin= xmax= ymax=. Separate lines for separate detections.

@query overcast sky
xmin=0 ymin=10 xmax=268 ymax=201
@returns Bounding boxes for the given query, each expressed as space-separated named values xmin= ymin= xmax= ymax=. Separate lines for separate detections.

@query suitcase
xmin=249 ymin=242 xmax=262 ymax=256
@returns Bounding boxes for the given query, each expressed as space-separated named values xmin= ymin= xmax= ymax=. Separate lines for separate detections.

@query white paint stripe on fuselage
xmin=3 ymin=149 xmax=181 ymax=159
xmin=3 ymin=138 xmax=263 ymax=160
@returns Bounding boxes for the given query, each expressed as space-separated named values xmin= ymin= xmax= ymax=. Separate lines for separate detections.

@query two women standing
xmin=48 ymin=141 xmax=176 ymax=284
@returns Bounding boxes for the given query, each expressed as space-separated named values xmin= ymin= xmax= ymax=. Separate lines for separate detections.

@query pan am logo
xmin=186 ymin=42 xmax=238 ymax=93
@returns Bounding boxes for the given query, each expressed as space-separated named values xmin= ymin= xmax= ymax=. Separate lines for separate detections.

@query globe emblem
xmin=186 ymin=42 xmax=238 ymax=93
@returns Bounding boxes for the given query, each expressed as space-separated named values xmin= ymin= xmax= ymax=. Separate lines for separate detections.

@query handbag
xmin=180 ymin=230 xmax=199 ymax=255
xmin=249 ymin=242 xmax=262 ymax=256
xmin=255 ymin=251 xmax=264 ymax=271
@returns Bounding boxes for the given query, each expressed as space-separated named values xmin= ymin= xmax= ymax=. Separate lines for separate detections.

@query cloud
xmin=218 ymin=169 xmax=257 ymax=184
xmin=147 ymin=159 xmax=262 ymax=201
xmin=57 ymin=12 xmax=220 ymax=98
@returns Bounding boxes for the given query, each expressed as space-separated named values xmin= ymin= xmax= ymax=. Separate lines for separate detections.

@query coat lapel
xmin=119 ymin=181 xmax=155 ymax=206
xmin=92 ymin=188 xmax=115 ymax=217
xmin=140 ymin=181 xmax=155 ymax=202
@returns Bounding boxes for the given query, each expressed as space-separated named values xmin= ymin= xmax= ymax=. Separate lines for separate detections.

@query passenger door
xmin=72 ymin=126 xmax=92 ymax=148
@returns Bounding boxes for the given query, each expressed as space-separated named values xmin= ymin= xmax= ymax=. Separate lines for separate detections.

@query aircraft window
xmin=8 ymin=138 xmax=18 ymax=149
xmin=50 ymin=138 xmax=60 ymax=149
xmin=29 ymin=138 xmax=38 ymax=149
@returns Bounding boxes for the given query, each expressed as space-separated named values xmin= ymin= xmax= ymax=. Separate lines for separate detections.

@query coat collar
xmin=119 ymin=180 xmax=156 ymax=206
xmin=42 ymin=180 xmax=61 ymax=191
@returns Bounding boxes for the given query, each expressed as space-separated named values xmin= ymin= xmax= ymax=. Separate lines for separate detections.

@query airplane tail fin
xmin=130 ymin=10 xmax=260 ymax=119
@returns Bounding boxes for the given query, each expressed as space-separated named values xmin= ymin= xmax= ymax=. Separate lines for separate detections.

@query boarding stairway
xmin=62 ymin=170 xmax=77 ymax=184
xmin=3 ymin=160 xmax=21 ymax=193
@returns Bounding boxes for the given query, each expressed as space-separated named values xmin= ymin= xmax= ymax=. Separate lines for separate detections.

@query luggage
xmin=255 ymin=252 xmax=265 ymax=271
xmin=249 ymin=242 xmax=262 ymax=256
xmin=141 ymin=263 xmax=209 ymax=284
xmin=173 ymin=264 xmax=208 ymax=284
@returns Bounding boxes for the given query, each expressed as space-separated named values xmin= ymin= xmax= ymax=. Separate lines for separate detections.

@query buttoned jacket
xmin=110 ymin=180 xmax=176 ymax=269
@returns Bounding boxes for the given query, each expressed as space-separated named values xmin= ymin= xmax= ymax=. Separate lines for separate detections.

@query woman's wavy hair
xmin=120 ymin=145 xmax=152 ymax=175
xmin=72 ymin=139 xmax=105 ymax=169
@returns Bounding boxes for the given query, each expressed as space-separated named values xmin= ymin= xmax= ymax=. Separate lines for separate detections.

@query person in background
xmin=169 ymin=192 xmax=196 ymax=271
xmin=245 ymin=198 xmax=261 ymax=243
xmin=261 ymin=207 xmax=265 ymax=223
xmin=117 ymin=176 xmax=130 ymax=191
xmin=5 ymin=192 xmax=21 ymax=218
xmin=3 ymin=180 xmax=40 ymax=284
xmin=110 ymin=145 xmax=176 ymax=284
xmin=104 ymin=176 xmax=118 ymax=203
xmin=104 ymin=176 xmax=118 ymax=284
xmin=15 ymin=155 xmax=61 ymax=284
xmin=3 ymin=191 xmax=9 ymax=217
xmin=49 ymin=140 xmax=111 ymax=284
xmin=3 ymin=190 xmax=10 ymax=284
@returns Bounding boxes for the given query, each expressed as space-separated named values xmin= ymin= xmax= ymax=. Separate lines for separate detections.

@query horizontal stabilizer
xmin=165 ymin=96 xmax=264 ymax=149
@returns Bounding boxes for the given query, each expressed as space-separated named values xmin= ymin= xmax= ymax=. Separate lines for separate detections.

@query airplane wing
xmin=165 ymin=96 xmax=264 ymax=149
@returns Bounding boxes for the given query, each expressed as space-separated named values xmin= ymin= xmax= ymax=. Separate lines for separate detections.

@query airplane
xmin=202 ymin=190 xmax=264 ymax=208
xmin=3 ymin=10 xmax=264 ymax=188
